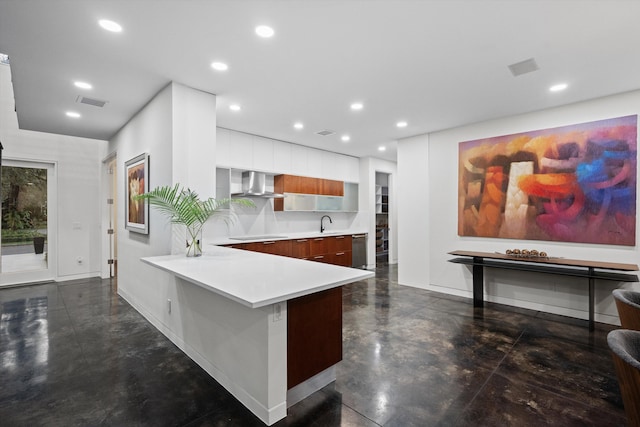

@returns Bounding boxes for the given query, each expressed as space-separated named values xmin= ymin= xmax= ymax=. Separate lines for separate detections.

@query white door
xmin=0 ymin=159 xmax=56 ymax=285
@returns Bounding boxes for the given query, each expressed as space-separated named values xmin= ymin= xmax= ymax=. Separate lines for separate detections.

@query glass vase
xmin=186 ymin=228 xmax=203 ymax=257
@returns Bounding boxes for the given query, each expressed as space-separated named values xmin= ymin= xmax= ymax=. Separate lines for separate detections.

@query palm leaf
xmin=134 ymin=184 xmax=255 ymax=231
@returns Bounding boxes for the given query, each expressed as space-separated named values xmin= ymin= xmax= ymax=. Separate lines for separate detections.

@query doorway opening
xmin=375 ymin=172 xmax=390 ymax=265
xmin=102 ymin=154 xmax=117 ymax=279
xmin=1 ymin=160 xmax=55 ymax=285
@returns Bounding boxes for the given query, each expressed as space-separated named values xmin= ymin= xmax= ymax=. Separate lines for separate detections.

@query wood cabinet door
xmin=321 ymin=179 xmax=344 ymax=196
xmin=298 ymin=176 xmax=319 ymax=194
xmin=244 ymin=240 xmax=291 ymax=256
xmin=223 ymin=243 xmax=246 ymax=250
xmin=331 ymin=251 xmax=352 ymax=267
xmin=287 ymin=287 xmax=342 ymax=389
xmin=327 ymin=235 xmax=351 ymax=253
xmin=309 ymin=237 xmax=328 ymax=256
xmin=291 ymin=239 xmax=310 ymax=259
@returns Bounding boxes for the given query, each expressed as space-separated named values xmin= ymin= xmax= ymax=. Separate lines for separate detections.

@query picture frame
xmin=125 ymin=153 xmax=149 ymax=234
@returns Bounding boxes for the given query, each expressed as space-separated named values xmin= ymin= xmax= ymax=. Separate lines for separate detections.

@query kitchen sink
xmin=229 ymin=235 xmax=288 ymax=241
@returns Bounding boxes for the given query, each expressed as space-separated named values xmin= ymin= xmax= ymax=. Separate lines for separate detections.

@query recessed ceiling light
xmin=293 ymin=122 xmax=304 ymax=130
xmin=74 ymin=81 xmax=92 ymax=90
xmin=255 ymin=25 xmax=275 ymax=38
xmin=378 ymin=146 xmax=386 ymax=152
xmin=229 ymin=104 xmax=241 ymax=111
xmin=341 ymin=135 xmax=350 ymax=142
xmin=66 ymin=111 xmax=81 ymax=118
xmin=211 ymin=62 xmax=228 ymax=71
xmin=549 ymin=83 xmax=568 ymax=92
xmin=98 ymin=19 xmax=122 ymax=33
xmin=396 ymin=121 xmax=408 ymax=128
xmin=350 ymin=102 xmax=363 ymax=111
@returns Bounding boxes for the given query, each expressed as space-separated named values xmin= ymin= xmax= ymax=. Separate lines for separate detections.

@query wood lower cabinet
xmin=233 ymin=240 xmax=291 ymax=257
xmin=316 ymin=236 xmax=352 ymax=267
xmin=287 ymin=287 xmax=342 ymax=389
xmin=327 ymin=235 xmax=350 ymax=253
xmin=309 ymin=237 xmax=328 ymax=256
xmin=330 ymin=250 xmax=352 ymax=267
xmin=290 ymin=238 xmax=310 ymax=259
xmin=222 ymin=234 xmax=354 ymax=267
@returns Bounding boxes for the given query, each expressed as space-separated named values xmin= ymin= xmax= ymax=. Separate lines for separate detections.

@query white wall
xmin=397 ymin=135 xmax=430 ymax=286
xmin=398 ymin=89 xmax=640 ymax=325
xmin=0 ymin=63 xmax=107 ymax=283
xmin=109 ymin=81 xmax=219 ymax=309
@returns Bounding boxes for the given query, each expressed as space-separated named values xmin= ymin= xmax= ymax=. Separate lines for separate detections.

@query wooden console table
xmin=448 ymin=250 xmax=639 ymax=331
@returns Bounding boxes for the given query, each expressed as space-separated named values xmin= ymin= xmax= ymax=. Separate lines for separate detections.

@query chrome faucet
xmin=320 ymin=215 xmax=333 ymax=233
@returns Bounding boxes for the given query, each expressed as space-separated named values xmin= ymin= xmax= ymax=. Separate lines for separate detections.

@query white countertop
xmin=211 ymin=229 xmax=368 ymax=245
xmin=141 ymin=245 xmax=374 ymax=308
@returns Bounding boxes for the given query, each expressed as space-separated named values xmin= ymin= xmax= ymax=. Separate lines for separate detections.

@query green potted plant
xmin=134 ymin=184 xmax=254 ymax=257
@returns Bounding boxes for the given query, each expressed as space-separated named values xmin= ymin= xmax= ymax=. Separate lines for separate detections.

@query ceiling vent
xmin=76 ymin=95 xmax=107 ymax=108
xmin=316 ymin=130 xmax=335 ymax=136
xmin=508 ymin=58 xmax=539 ymax=77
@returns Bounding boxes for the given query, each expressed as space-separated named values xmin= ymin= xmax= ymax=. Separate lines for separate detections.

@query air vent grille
xmin=316 ymin=130 xmax=335 ymax=136
xmin=508 ymin=58 xmax=539 ymax=77
xmin=76 ymin=95 xmax=107 ymax=108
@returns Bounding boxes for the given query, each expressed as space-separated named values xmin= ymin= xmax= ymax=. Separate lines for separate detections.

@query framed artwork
xmin=125 ymin=153 xmax=149 ymax=234
xmin=458 ymin=115 xmax=637 ymax=246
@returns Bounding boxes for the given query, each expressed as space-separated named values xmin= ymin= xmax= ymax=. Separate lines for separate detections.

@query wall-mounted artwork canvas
xmin=125 ymin=153 xmax=149 ymax=234
xmin=458 ymin=115 xmax=637 ymax=246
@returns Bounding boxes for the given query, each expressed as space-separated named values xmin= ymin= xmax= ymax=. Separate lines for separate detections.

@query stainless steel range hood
xmin=231 ymin=171 xmax=285 ymax=198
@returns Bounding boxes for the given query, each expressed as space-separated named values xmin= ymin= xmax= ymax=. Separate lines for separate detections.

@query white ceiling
xmin=1 ymin=1 xmax=640 ymax=162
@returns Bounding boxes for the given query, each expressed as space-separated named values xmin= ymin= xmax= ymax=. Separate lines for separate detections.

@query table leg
xmin=588 ymin=267 xmax=595 ymax=332
xmin=473 ymin=257 xmax=484 ymax=307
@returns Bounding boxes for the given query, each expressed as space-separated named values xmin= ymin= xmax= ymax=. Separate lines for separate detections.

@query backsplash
xmin=206 ymin=197 xmax=365 ymax=241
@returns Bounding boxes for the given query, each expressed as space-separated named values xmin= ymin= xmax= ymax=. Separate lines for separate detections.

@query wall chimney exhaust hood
xmin=231 ymin=171 xmax=285 ymax=198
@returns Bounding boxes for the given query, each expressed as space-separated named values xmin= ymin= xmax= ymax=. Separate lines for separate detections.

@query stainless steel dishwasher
xmin=352 ymin=234 xmax=367 ymax=269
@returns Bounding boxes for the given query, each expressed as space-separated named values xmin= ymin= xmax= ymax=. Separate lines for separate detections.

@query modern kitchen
xmin=1 ymin=1 xmax=640 ymax=426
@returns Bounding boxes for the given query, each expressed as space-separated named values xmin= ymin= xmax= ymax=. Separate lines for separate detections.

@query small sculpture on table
xmin=505 ymin=248 xmax=548 ymax=259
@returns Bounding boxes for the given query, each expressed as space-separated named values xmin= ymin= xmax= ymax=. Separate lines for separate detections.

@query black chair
xmin=613 ymin=289 xmax=640 ymax=331
xmin=608 ymin=329 xmax=640 ymax=426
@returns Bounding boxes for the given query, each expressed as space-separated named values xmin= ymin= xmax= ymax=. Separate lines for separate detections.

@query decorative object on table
xmin=458 ymin=115 xmax=637 ymax=246
xmin=125 ymin=153 xmax=149 ymax=234
xmin=505 ymin=249 xmax=548 ymax=258
xmin=134 ymin=184 xmax=254 ymax=256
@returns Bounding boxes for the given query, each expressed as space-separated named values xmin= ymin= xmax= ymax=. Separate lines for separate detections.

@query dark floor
xmin=0 ymin=264 xmax=626 ymax=426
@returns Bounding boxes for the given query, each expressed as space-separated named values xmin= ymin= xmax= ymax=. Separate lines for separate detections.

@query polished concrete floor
xmin=0 ymin=264 xmax=626 ymax=426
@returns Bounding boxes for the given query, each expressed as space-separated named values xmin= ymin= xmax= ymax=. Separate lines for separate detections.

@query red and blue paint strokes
xmin=458 ymin=115 xmax=637 ymax=246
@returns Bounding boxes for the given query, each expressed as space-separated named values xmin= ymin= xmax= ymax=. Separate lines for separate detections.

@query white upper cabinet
xmin=216 ymin=128 xmax=231 ymax=166
xmin=321 ymin=151 xmax=341 ymax=181
xmin=228 ymin=131 xmax=253 ymax=170
xmin=306 ymin=147 xmax=323 ymax=178
xmin=345 ymin=156 xmax=359 ymax=182
xmin=273 ymin=140 xmax=292 ymax=173
xmin=290 ymin=144 xmax=308 ymax=176
xmin=216 ymin=128 xmax=360 ymax=182
xmin=252 ymin=136 xmax=274 ymax=172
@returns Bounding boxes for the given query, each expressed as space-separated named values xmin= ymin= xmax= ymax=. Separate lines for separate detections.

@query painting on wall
xmin=458 ymin=115 xmax=637 ymax=246
xmin=125 ymin=153 xmax=149 ymax=234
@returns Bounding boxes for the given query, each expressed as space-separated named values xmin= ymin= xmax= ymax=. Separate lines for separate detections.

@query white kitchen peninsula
xmin=140 ymin=246 xmax=373 ymax=425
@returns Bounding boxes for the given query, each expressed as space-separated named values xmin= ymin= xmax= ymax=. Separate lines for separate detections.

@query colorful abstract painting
xmin=458 ymin=115 xmax=637 ymax=246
